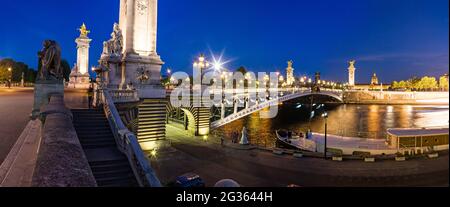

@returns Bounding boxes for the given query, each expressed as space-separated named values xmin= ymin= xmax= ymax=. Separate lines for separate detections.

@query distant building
xmin=354 ymin=83 xmax=391 ymax=91
xmin=371 ymin=73 xmax=379 ymax=85
xmin=350 ymin=72 xmax=391 ymax=90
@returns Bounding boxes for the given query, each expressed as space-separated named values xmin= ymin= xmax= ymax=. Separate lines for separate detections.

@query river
xmin=214 ymin=104 xmax=449 ymax=148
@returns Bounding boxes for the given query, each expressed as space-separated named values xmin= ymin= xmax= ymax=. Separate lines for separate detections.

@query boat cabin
xmin=387 ymin=128 xmax=449 ymax=153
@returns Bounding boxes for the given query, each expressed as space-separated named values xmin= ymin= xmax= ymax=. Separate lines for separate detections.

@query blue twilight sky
xmin=0 ymin=0 xmax=448 ymax=83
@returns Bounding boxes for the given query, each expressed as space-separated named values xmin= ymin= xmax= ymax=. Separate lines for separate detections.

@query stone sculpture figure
xmin=137 ymin=67 xmax=150 ymax=84
xmin=103 ymin=23 xmax=123 ymax=55
xmin=349 ymin=60 xmax=356 ymax=68
xmin=38 ymin=40 xmax=62 ymax=80
xmin=287 ymin=60 xmax=293 ymax=68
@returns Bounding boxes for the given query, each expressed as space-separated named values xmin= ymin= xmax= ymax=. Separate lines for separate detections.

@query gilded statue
xmin=78 ymin=23 xmax=90 ymax=37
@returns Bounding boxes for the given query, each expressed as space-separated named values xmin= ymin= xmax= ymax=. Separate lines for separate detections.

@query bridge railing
xmin=100 ymin=89 xmax=162 ymax=187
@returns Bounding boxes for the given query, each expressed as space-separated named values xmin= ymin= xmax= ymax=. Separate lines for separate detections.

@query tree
xmin=61 ymin=59 xmax=72 ymax=81
xmin=439 ymin=75 xmax=449 ymax=91
xmin=424 ymin=77 xmax=434 ymax=90
xmin=391 ymin=81 xmax=400 ymax=90
xmin=236 ymin=66 xmax=248 ymax=75
xmin=0 ymin=58 xmax=37 ymax=83
xmin=398 ymin=80 xmax=408 ymax=89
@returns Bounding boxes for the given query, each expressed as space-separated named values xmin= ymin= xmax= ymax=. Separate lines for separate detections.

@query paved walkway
xmin=151 ymin=125 xmax=449 ymax=187
xmin=0 ymin=88 xmax=34 ymax=164
xmin=0 ymin=88 xmax=88 ymax=164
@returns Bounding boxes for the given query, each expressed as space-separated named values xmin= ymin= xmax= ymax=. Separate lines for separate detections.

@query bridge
xmin=210 ymin=88 xmax=343 ymax=129
xmin=164 ymin=87 xmax=344 ymax=136
xmin=104 ymin=85 xmax=449 ymax=140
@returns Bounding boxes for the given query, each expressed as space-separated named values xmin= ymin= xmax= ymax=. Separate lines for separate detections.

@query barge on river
xmin=276 ymin=128 xmax=449 ymax=156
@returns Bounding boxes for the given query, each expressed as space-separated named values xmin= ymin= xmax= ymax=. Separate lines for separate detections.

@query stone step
xmin=137 ymin=129 xmax=166 ymax=136
xmin=95 ymin=176 xmax=138 ymax=187
xmin=81 ymin=143 xmax=117 ymax=149
xmin=73 ymin=116 xmax=108 ymax=120
xmin=72 ymin=109 xmax=139 ymax=187
xmin=76 ymin=130 xmax=113 ymax=135
xmin=79 ymin=139 xmax=116 ymax=145
xmin=137 ymin=135 xmax=166 ymax=141
xmin=138 ymin=123 xmax=166 ymax=129
xmin=92 ymin=168 xmax=134 ymax=179
xmin=138 ymin=118 xmax=165 ymax=123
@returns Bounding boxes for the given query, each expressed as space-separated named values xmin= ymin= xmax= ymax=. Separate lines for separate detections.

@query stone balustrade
xmin=108 ymin=89 xmax=140 ymax=103
xmin=32 ymin=95 xmax=97 ymax=187
xmin=101 ymin=90 xmax=162 ymax=187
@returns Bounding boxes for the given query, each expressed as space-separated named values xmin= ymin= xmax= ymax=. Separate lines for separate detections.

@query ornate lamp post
xmin=8 ymin=67 xmax=12 ymax=89
xmin=322 ymin=112 xmax=328 ymax=159
xmin=194 ymin=54 xmax=210 ymax=77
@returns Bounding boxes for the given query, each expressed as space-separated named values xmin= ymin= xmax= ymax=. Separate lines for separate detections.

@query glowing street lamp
xmin=7 ymin=67 xmax=12 ymax=89
xmin=322 ymin=112 xmax=328 ymax=159
xmin=198 ymin=55 xmax=205 ymax=62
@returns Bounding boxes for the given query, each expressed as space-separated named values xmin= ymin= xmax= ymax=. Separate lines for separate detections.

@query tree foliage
xmin=236 ymin=66 xmax=248 ymax=75
xmin=439 ymin=75 xmax=449 ymax=91
xmin=61 ymin=59 xmax=71 ymax=81
xmin=391 ymin=76 xmax=440 ymax=91
xmin=0 ymin=58 xmax=37 ymax=83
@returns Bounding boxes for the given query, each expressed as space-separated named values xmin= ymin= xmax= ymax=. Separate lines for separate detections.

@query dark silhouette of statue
xmin=38 ymin=40 xmax=62 ymax=80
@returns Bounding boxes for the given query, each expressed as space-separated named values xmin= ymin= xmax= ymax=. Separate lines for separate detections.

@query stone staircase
xmin=72 ymin=109 xmax=139 ymax=187
xmin=138 ymin=99 xmax=167 ymax=142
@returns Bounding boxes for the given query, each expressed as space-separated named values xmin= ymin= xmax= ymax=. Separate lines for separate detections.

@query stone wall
xmin=0 ymin=120 xmax=41 ymax=187
xmin=344 ymin=91 xmax=449 ymax=105
xmin=32 ymin=95 xmax=97 ymax=187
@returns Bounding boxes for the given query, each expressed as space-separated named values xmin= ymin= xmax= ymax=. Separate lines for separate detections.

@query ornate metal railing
xmin=100 ymin=89 xmax=161 ymax=187
xmin=108 ymin=89 xmax=140 ymax=103
xmin=211 ymin=89 xmax=343 ymax=129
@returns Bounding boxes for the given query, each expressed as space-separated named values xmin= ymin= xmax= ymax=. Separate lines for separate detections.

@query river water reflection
xmin=214 ymin=104 xmax=449 ymax=148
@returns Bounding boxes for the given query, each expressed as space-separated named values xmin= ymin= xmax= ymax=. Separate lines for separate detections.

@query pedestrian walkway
xmin=156 ymin=125 xmax=449 ymax=187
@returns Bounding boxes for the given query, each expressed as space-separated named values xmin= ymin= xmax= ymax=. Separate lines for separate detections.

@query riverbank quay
xmin=148 ymin=125 xmax=448 ymax=187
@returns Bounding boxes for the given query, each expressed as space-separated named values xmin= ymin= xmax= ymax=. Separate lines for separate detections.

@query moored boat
xmin=275 ymin=130 xmax=317 ymax=152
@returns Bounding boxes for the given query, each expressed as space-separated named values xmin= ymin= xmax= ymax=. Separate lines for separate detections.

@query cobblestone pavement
xmin=152 ymin=125 xmax=449 ymax=187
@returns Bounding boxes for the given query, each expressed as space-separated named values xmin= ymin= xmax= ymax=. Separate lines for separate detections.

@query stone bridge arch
xmin=166 ymin=102 xmax=210 ymax=136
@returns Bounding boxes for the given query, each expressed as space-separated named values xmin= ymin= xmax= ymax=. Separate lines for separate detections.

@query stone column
xmin=123 ymin=0 xmax=136 ymax=55
xmin=348 ymin=60 xmax=356 ymax=87
xmin=76 ymin=36 xmax=92 ymax=75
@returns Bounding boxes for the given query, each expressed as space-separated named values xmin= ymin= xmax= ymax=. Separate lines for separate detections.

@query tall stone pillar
xmin=286 ymin=60 xmax=295 ymax=86
xmin=68 ymin=23 xmax=92 ymax=89
xmin=348 ymin=60 xmax=356 ymax=87
xmin=118 ymin=0 xmax=165 ymax=98
xmin=116 ymin=0 xmax=166 ymax=150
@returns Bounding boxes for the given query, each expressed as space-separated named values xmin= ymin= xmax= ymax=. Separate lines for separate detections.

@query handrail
xmin=100 ymin=89 xmax=162 ymax=187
